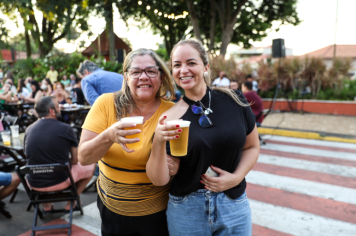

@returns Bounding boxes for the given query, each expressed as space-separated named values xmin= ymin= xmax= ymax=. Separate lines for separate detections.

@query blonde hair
xmin=170 ymin=39 xmax=248 ymax=107
xmin=114 ymin=48 xmax=175 ymax=119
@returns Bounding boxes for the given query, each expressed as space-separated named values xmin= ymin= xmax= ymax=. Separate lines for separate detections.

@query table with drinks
xmin=0 ymin=126 xmax=26 ymax=170
xmin=3 ymin=101 xmax=36 ymax=133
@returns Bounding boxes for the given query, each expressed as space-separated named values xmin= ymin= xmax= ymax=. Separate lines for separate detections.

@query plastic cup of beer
xmin=1 ymin=131 xmax=11 ymax=146
xmin=166 ymin=120 xmax=191 ymax=156
xmin=10 ymin=125 xmax=19 ymax=138
xmin=121 ymin=116 xmax=144 ymax=150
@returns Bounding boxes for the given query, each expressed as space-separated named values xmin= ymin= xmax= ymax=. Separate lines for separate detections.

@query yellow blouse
xmin=82 ymin=93 xmax=174 ymax=216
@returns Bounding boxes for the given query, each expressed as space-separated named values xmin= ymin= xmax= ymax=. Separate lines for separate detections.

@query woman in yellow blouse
xmin=78 ymin=48 xmax=178 ymax=236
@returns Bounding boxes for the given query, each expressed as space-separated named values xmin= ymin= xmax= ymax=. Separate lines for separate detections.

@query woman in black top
xmin=147 ymin=39 xmax=260 ymax=236
xmin=20 ymin=80 xmax=43 ymax=103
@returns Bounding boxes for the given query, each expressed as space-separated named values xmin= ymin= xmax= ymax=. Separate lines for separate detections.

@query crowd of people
xmin=0 ymin=39 xmax=266 ymax=236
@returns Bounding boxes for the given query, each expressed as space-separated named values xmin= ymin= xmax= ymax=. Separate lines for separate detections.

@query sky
xmin=2 ymin=0 xmax=356 ymax=56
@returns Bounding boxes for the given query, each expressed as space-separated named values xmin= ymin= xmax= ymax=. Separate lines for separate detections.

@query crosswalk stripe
xmin=253 ymin=162 xmax=356 ymax=189
xmin=262 ymin=135 xmax=356 ymax=150
xmin=250 ymin=200 xmax=356 ymax=236
xmin=261 ymin=149 xmax=356 ymax=167
xmin=247 ymin=183 xmax=356 ymax=224
xmin=258 ymin=154 xmax=356 ymax=178
xmin=246 ymin=170 xmax=356 ymax=205
xmin=261 ymin=143 xmax=356 ymax=161
xmin=266 ymin=139 xmax=356 ymax=153
xmin=252 ymin=224 xmax=294 ymax=236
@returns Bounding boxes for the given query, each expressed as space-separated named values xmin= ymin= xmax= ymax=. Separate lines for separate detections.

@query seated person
xmin=20 ymin=80 xmax=43 ymax=103
xmin=24 ymin=96 xmax=95 ymax=212
xmin=43 ymin=78 xmax=54 ymax=96
xmin=54 ymin=82 xmax=71 ymax=105
xmin=17 ymin=78 xmax=31 ymax=98
xmin=69 ymin=74 xmax=76 ymax=87
xmin=0 ymin=172 xmax=20 ymax=208
xmin=242 ymin=81 xmax=264 ymax=125
xmin=4 ymin=79 xmax=18 ymax=96
xmin=229 ymin=80 xmax=239 ymax=90
xmin=0 ymin=83 xmax=18 ymax=103
xmin=212 ymin=71 xmax=230 ymax=88
xmin=70 ymin=77 xmax=85 ymax=105
xmin=245 ymin=74 xmax=258 ymax=92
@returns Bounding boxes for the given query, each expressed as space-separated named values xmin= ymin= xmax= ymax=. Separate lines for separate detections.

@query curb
xmin=258 ymin=127 xmax=356 ymax=144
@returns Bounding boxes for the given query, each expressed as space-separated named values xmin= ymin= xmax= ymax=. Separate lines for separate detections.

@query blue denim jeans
xmin=0 ymin=172 xmax=12 ymax=186
xmin=166 ymin=189 xmax=252 ymax=236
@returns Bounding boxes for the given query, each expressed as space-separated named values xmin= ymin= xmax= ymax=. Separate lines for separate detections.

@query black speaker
xmin=116 ymin=49 xmax=125 ymax=64
xmin=272 ymin=39 xmax=285 ymax=58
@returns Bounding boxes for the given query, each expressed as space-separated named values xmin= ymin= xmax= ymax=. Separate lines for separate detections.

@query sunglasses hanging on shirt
xmin=191 ymin=91 xmax=213 ymax=128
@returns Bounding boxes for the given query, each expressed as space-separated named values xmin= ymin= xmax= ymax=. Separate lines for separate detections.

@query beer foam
xmin=166 ymin=120 xmax=191 ymax=128
xmin=121 ymin=116 xmax=144 ymax=124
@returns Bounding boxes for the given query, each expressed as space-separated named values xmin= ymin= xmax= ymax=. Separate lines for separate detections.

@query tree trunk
xmin=186 ymin=0 xmax=201 ymax=41
xmin=24 ymin=28 xmax=31 ymax=58
xmin=105 ymin=1 xmax=115 ymax=61
xmin=214 ymin=0 xmax=247 ymax=57
xmin=209 ymin=0 xmax=216 ymax=52
xmin=219 ymin=22 xmax=235 ymax=57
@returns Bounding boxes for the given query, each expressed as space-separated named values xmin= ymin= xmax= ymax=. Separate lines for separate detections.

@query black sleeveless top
xmin=167 ymin=87 xmax=256 ymax=199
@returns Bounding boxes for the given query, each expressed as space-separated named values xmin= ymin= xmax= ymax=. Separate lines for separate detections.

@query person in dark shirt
xmin=242 ymin=81 xmax=264 ymax=125
xmin=70 ymin=77 xmax=85 ymax=105
xmin=24 ymin=96 xmax=95 ymax=212
xmin=147 ymin=39 xmax=260 ymax=236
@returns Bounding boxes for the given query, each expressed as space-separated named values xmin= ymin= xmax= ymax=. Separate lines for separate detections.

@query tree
xmin=0 ymin=18 xmax=11 ymax=49
xmin=116 ymin=0 xmax=190 ymax=55
xmin=87 ymin=0 xmax=116 ymax=61
xmin=8 ymin=33 xmax=38 ymax=54
xmin=0 ymin=0 xmax=90 ymax=58
xmin=188 ymin=0 xmax=300 ymax=57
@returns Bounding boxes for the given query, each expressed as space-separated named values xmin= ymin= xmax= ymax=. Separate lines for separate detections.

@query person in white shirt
xmin=17 ymin=78 xmax=30 ymax=97
xmin=212 ymin=71 xmax=230 ymax=88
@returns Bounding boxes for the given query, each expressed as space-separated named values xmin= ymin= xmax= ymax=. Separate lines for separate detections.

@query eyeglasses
xmin=191 ymin=104 xmax=213 ymax=128
xmin=127 ymin=66 xmax=160 ymax=79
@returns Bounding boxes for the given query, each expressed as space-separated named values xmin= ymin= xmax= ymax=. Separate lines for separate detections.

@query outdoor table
xmin=60 ymin=105 xmax=91 ymax=140
xmin=2 ymin=101 xmax=36 ymax=133
xmin=3 ymin=101 xmax=34 ymax=109
xmin=0 ymin=133 xmax=26 ymax=170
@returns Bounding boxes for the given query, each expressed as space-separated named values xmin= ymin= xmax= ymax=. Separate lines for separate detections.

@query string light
xmin=142 ymin=3 xmax=189 ymax=20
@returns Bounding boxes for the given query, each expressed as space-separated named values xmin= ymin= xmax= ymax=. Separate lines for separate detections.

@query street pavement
xmin=1 ymin=135 xmax=356 ymax=236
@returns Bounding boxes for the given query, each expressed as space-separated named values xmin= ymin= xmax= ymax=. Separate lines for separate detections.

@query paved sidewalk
xmin=259 ymin=112 xmax=356 ymax=142
xmin=13 ymin=135 xmax=356 ymax=236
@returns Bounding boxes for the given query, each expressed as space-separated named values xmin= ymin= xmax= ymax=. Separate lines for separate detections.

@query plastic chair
xmin=15 ymin=162 xmax=83 ymax=236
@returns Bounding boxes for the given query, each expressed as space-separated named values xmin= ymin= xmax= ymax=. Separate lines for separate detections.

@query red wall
xmin=262 ymin=99 xmax=356 ymax=116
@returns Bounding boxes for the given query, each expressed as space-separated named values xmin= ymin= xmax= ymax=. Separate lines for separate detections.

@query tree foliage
xmin=0 ymin=18 xmax=11 ymax=49
xmin=189 ymin=0 xmax=301 ymax=56
xmin=0 ymin=0 xmax=91 ymax=58
xmin=116 ymin=0 xmax=190 ymax=54
xmin=115 ymin=0 xmax=300 ymax=57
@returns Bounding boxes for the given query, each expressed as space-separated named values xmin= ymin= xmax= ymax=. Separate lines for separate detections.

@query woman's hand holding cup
xmin=107 ymin=120 xmax=141 ymax=153
xmin=155 ymin=115 xmax=182 ymax=143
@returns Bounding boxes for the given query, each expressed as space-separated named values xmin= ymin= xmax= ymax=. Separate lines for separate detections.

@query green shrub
xmin=10 ymin=52 xmax=123 ymax=84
